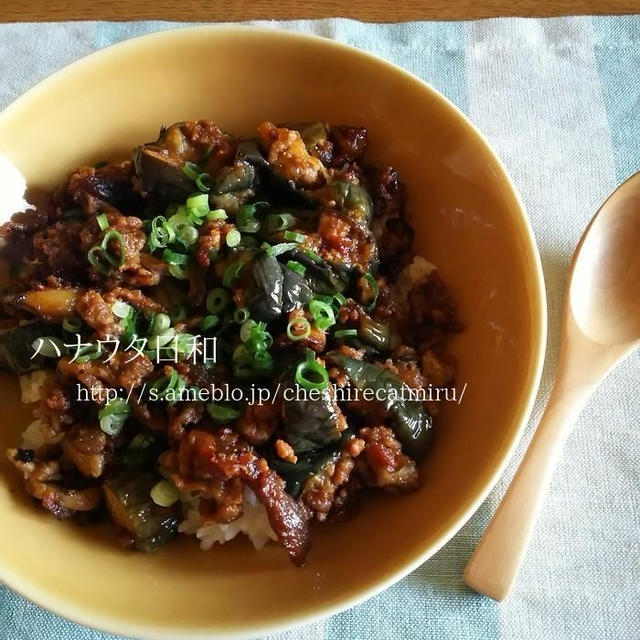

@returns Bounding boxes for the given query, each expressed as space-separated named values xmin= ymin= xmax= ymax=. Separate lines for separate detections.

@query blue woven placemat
xmin=0 ymin=17 xmax=638 ymax=640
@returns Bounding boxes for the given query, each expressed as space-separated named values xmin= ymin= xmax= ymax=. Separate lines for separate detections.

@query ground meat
xmin=33 ymin=219 xmax=87 ymax=274
xmin=302 ymin=451 xmax=357 ymax=522
xmin=75 ymin=290 xmax=122 ymax=339
xmin=408 ymin=271 xmax=463 ymax=344
xmin=305 ymin=211 xmax=377 ymax=271
xmin=62 ymin=424 xmax=110 ymax=478
xmin=164 ymin=428 xmax=310 ymax=564
xmin=7 ymin=454 xmax=101 ymax=517
xmin=328 ymin=125 xmax=368 ymax=167
xmin=58 ymin=351 xmax=154 ymax=402
xmin=61 ymin=162 xmax=143 ymax=213
xmin=104 ymin=287 xmax=165 ymax=315
xmin=275 ymin=439 xmax=297 ymax=463
xmin=421 ymin=349 xmax=456 ymax=387
xmin=258 ymin=121 xmax=328 ymax=189
xmin=167 ymin=402 xmax=205 ymax=441
xmin=275 ymin=308 xmax=326 ymax=352
xmin=356 ymin=426 xmax=418 ymax=492
xmin=195 ymin=219 xmax=236 ymax=268
xmin=235 ymin=400 xmax=280 ymax=446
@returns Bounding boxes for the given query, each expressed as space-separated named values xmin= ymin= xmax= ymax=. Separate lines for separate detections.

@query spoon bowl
xmin=571 ymin=173 xmax=640 ymax=346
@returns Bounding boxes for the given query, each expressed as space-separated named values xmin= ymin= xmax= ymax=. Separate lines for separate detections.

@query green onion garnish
xmin=206 ymin=403 xmax=242 ymax=422
xmin=233 ymin=307 xmax=250 ymax=324
xmin=287 ymin=317 xmax=311 ymax=341
xmin=75 ymin=343 xmax=102 ymax=363
xmin=149 ymin=313 xmax=171 ymax=336
xmin=267 ymin=212 xmax=296 ymax=232
xmin=150 ymin=368 xmax=186 ymax=403
xmin=168 ymin=263 xmax=190 ymax=280
xmin=236 ymin=205 xmax=261 ymax=233
xmin=200 ymin=315 xmax=220 ymax=332
xmin=225 ymin=229 xmax=241 ymax=247
xmin=266 ymin=242 xmax=298 ymax=257
xmin=309 ymin=299 xmax=336 ymax=331
xmin=169 ymin=304 xmax=188 ymax=323
xmin=205 ymin=209 xmax=228 ymax=221
xmin=283 ymin=230 xmax=306 ymax=243
xmin=182 ymin=161 xmax=200 ymax=180
xmin=96 ymin=213 xmax=109 ymax=231
xmin=98 ymin=398 xmax=130 ymax=436
xmin=206 ymin=288 xmax=231 ymax=315
xmin=31 ymin=337 xmax=65 ymax=358
xmin=111 ymin=300 xmax=132 ymax=319
xmin=163 ymin=249 xmax=190 ymax=265
xmin=177 ymin=225 xmax=199 ymax=248
xmin=101 ymin=230 xmax=126 ymax=267
xmin=87 ymin=246 xmax=110 ymax=275
xmin=295 ymin=354 xmax=329 ymax=391
xmin=186 ymin=193 xmax=209 ymax=211
xmin=334 ymin=292 xmax=347 ymax=306
xmin=363 ymin=273 xmax=380 ymax=312
xmin=62 ymin=316 xmax=82 ymax=334
xmin=147 ymin=328 xmax=176 ymax=349
xmin=286 ymin=260 xmax=306 ymax=276
xmin=240 ymin=319 xmax=257 ymax=343
xmin=195 ymin=173 xmax=213 ymax=192
xmin=222 ymin=260 xmax=245 ymax=287
xmin=150 ymin=480 xmax=180 ymax=507
xmin=334 ymin=328 xmax=358 ymax=338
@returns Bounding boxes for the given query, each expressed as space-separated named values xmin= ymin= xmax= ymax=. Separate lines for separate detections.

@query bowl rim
xmin=0 ymin=24 xmax=548 ymax=640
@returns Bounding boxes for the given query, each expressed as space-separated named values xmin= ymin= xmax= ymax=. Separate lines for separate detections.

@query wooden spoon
xmin=463 ymin=172 xmax=640 ymax=600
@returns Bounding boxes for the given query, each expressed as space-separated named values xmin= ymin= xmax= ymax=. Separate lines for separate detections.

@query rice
xmin=179 ymin=487 xmax=277 ymax=551
xmin=19 ymin=370 xmax=50 ymax=404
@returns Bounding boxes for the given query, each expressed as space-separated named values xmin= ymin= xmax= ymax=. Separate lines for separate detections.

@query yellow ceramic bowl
xmin=0 ymin=26 xmax=546 ymax=639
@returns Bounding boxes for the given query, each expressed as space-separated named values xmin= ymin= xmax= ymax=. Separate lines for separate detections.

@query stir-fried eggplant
xmin=247 ymin=253 xmax=285 ymax=321
xmin=330 ymin=354 xmax=432 ymax=460
xmin=103 ymin=471 xmax=179 ymax=552
xmin=0 ymin=321 xmax=62 ymax=374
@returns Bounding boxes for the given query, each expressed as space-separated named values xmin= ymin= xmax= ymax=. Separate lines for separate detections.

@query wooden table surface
xmin=1 ymin=0 xmax=638 ymax=22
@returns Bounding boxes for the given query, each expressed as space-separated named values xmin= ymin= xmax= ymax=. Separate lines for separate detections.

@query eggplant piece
xmin=235 ymin=139 xmax=317 ymax=209
xmin=214 ymin=161 xmax=256 ymax=194
xmin=330 ymin=355 xmax=432 ymax=460
xmin=358 ymin=317 xmax=391 ymax=352
xmin=0 ymin=321 xmax=62 ymax=374
xmin=286 ymin=250 xmax=349 ymax=295
xmin=281 ymin=374 xmax=343 ymax=453
xmin=6 ymin=287 xmax=78 ymax=322
xmin=133 ymin=147 xmax=194 ymax=208
xmin=281 ymin=264 xmax=312 ymax=312
xmin=103 ymin=471 xmax=179 ymax=552
xmin=247 ymin=254 xmax=284 ymax=321
xmin=330 ymin=180 xmax=373 ymax=225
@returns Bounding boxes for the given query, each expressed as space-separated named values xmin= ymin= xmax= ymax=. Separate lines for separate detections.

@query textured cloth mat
xmin=0 ymin=16 xmax=638 ymax=640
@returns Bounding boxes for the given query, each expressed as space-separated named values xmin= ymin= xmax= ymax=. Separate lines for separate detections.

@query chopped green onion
xmin=163 ymin=249 xmax=190 ymax=265
xmin=334 ymin=292 xmax=347 ymax=306
xmin=253 ymin=350 xmax=273 ymax=373
xmin=266 ymin=242 xmax=298 ymax=257
xmin=195 ymin=173 xmax=214 ymax=192
xmin=87 ymin=246 xmax=111 ymax=275
xmin=363 ymin=273 xmax=380 ymax=312
xmin=206 ymin=403 xmax=242 ymax=422
xmin=169 ymin=304 xmax=188 ymax=323
xmin=222 ymin=260 xmax=245 ymax=288
xmin=225 ymin=229 xmax=241 ymax=248
xmin=236 ymin=205 xmax=261 ymax=233
xmin=168 ymin=263 xmax=190 ymax=280
xmin=31 ymin=337 xmax=65 ymax=358
xmin=233 ymin=307 xmax=250 ymax=324
xmin=150 ymin=368 xmax=186 ymax=403
xmin=101 ymin=230 xmax=126 ymax=267
xmin=206 ymin=288 xmax=231 ymax=315
xmin=205 ymin=209 xmax=227 ymax=221
xmin=200 ymin=315 xmax=220 ymax=332
xmin=183 ymin=161 xmax=200 ymax=180
xmin=233 ymin=344 xmax=250 ymax=363
xmin=98 ymin=398 xmax=130 ymax=436
xmin=309 ymin=299 xmax=336 ymax=331
xmin=186 ymin=193 xmax=209 ymax=211
xmin=111 ymin=300 xmax=132 ymax=319
xmin=96 ymin=213 xmax=109 ymax=231
xmin=75 ymin=343 xmax=102 ymax=363
xmin=147 ymin=328 xmax=176 ymax=349
xmin=286 ymin=260 xmax=306 ymax=276
xmin=334 ymin=328 xmax=358 ymax=338
xmin=267 ymin=212 xmax=296 ymax=232
xmin=295 ymin=356 xmax=329 ymax=391
xmin=62 ymin=316 xmax=82 ymax=334
xmin=177 ymin=224 xmax=199 ymax=247
xmin=240 ymin=319 xmax=257 ymax=343
xmin=283 ymin=230 xmax=305 ymax=243
xmin=287 ymin=317 xmax=311 ymax=341
xmin=150 ymin=480 xmax=180 ymax=507
xmin=149 ymin=313 xmax=171 ymax=336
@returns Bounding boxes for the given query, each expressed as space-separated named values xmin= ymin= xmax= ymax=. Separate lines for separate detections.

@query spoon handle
xmin=463 ymin=383 xmax=590 ymax=600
